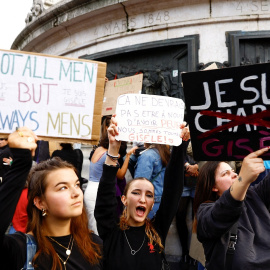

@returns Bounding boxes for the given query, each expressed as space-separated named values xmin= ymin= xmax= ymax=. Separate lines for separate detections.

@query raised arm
xmin=94 ymin=118 xmax=122 ymax=238
xmin=153 ymin=124 xmax=189 ymax=242
xmin=230 ymin=147 xmax=269 ymax=201
xmin=0 ymin=127 xmax=37 ymax=246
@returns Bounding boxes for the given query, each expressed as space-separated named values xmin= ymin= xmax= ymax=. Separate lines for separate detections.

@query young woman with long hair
xmin=193 ymin=148 xmax=270 ymax=270
xmin=0 ymin=127 xmax=102 ymax=270
xmin=94 ymin=117 xmax=190 ymax=270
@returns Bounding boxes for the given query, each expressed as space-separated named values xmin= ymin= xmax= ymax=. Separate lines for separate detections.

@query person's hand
xmin=8 ymin=127 xmax=38 ymax=156
xmin=238 ymin=147 xmax=269 ymax=185
xmin=126 ymin=146 xmax=138 ymax=156
xmin=230 ymin=147 xmax=269 ymax=201
xmin=180 ymin=122 xmax=190 ymax=141
xmin=107 ymin=116 xmax=121 ymax=156
xmin=186 ymin=164 xmax=199 ymax=177
xmin=3 ymin=157 xmax=12 ymax=165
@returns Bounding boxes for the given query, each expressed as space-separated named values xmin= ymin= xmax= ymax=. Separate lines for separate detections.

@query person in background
xmin=134 ymin=143 xmax=170 ymax=218
xmin=0 ymin=138 xmax=13 ymax=184
xmin=193 ymin=148 xmax=270 ymax=270
xmin=251 ymin=160 xmax=270 ymax=185
xmin=9 ymin=180 xmax=28 ymax=234
xmin=51 ymin=142 xmax=84 ymax=186
xmin=0 ymin=127 xmax=103 ymax=270
xmin=94 ymin=116 xmax=190 ymax=270
xmin=128 ymin=141 xmax=145 ymax=178
xmin=33 ymin=140 xmax=50 ymax=164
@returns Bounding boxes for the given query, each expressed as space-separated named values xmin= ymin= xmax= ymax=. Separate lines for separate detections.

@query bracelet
xmin=107 ymin=153 xmax=119 ymax=160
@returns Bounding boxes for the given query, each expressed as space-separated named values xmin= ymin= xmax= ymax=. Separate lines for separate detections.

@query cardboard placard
xmin=115 ymin=94 xmax=185 ymax=146
xmin=0 ymin=49 xmax=107 ymax=144
xmin=182 ymin=63 xmax=270 ymax=161
xmin=102 ymin=74 xmax=143 ymax=116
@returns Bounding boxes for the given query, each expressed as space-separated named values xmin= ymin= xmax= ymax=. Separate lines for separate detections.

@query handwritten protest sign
xmin=0 ymin=49 xmax=107 ymax=143
xmin=182 ymin=63 xmax=270 ymax=161
xmin=115 ymin=94 xmax=185 ymax=146
xmin=102 ymin=74 xmax=143 ymax=116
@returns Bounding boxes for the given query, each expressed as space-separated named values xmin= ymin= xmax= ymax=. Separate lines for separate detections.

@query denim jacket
xmin=134 ymin=148 xmax=165 ymax=202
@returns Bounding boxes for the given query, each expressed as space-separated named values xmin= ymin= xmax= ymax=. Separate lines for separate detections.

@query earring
xmin=42 ymin=209 xmax=47 ymax=217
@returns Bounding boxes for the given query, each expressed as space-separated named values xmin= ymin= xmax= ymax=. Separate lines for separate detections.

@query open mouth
xmin=136 ymin=206 xmax=146 ymax=217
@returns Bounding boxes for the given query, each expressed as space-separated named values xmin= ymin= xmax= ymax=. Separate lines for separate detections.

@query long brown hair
xmin=193 ymin=161 xmax=221 ymax=232
xmin=119 ymin=177 xmax=164 ymax=252
xmin=26 ymin=157 xmax=101 ymax=270
xmin=145 ymin=143 xmax=170 ymax=167
xmin=99 ymin=116 xmax=111 ymax=149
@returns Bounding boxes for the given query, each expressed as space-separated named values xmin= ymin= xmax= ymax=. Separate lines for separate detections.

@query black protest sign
xmin=182 ymin=63 xmax=270 ymax=161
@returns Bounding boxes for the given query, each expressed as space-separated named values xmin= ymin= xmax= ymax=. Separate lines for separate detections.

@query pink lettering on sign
xmin=128 ymin=133 xmax=172 ymax=144
xmin=18 ymin=82 xmax=58 ymax=105
xmin=202 ymin=136 xmax=270 ymax=159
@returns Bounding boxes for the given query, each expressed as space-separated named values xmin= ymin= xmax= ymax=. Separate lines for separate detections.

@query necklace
xmin=55 ymin=236 xmax=74 ymax=270
xmin=48 ymin=235 xmax=73 ymax=256
xmin=124 ymin=230 xmax=145 ymax=255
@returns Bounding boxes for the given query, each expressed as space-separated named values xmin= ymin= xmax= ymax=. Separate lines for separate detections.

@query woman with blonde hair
xmin=95 ymin=117 xmax=190 ymax=269
xmin=0 ymin=127 xmax=102 ymax=270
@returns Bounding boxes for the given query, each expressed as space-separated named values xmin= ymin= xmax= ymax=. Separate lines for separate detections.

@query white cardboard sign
xmin=115 ymin=94 xmax=185 ymax=146
xmin=0 ymin=49 xmax=104 ymax=141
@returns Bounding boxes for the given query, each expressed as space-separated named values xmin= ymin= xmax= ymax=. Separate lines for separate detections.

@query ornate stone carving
xmin=44 ymin=0 xmax=56 ymax=8
xmin=25 ymin=0 xmax=45 ymax=24
xmin=142 ymin=72 xmax=156 ymax=95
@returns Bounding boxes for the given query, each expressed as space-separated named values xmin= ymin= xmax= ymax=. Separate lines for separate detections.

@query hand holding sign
xmin=115 ymin=94 xmax=185 ymax=146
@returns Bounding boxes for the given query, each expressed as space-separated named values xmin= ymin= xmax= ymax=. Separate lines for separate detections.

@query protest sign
xmin=0 ymin=49 xmax=107 ymax=143
xmin=182 ymin=62 xmax=270 ymax=161
xmin=102 ymin=74 xmax=143 ymax=116
xmin=115 ymin=94 xmax=185 ymax=146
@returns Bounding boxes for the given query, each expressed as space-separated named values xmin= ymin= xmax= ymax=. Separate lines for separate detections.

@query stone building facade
xmin=13 ymin=0 xmax=270 ymax=100
xmin=11 ymin=0 xmax=270 ymax=261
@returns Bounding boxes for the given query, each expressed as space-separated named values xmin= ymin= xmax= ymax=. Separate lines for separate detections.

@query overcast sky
xmin=0 ymin=0 xmax=33 ymax=50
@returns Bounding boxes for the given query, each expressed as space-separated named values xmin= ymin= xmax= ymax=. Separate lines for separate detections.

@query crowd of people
xmin=0 ymin=111 xmax=270 ymax=270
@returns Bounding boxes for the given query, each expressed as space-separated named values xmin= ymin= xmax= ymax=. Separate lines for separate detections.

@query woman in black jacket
xmin=94 ymin=117 xmax=190 ymax=270
xmin=0 ymin=127 xmax=103 ymax=270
